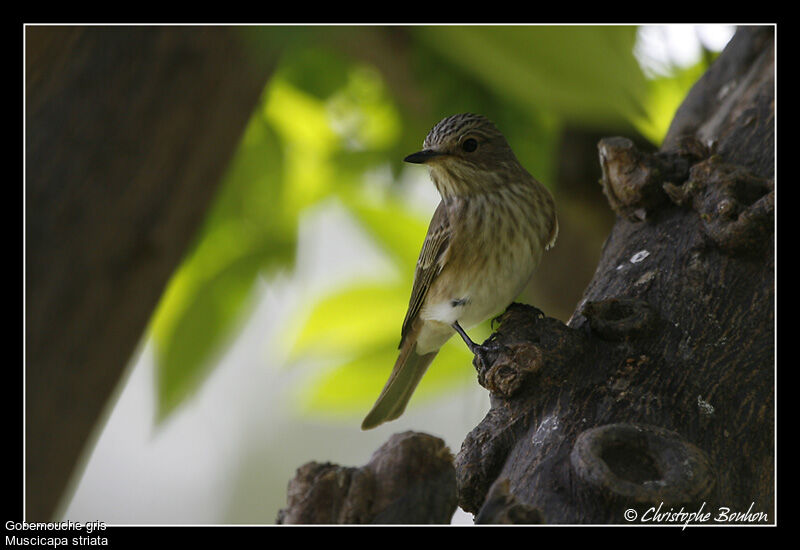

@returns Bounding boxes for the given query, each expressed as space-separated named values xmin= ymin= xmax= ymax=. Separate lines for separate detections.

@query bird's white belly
xmin=420 ymin=251 xmax=536 ymax=330
xmin=422 ymin=278 xmax=523 ymax=329
xmin=414 ymin=268 xmax=531 ymax=355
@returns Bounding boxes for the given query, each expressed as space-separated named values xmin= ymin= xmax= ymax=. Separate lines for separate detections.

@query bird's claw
xmin=472 ymin=339 xmax=509 ymax=379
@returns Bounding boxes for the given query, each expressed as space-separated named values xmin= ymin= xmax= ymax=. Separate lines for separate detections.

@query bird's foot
xmin=472 ymin=339 xmax=510 ymax=383
xmin=452 ymin=321 xmax=511 ymax=381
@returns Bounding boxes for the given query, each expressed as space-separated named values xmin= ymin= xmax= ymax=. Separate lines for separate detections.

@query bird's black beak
xmin=404 ymin=149 xmax=444 ymax=164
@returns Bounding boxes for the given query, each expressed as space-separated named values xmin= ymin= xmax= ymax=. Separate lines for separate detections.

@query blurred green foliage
xmin=148 ymin=25 xmax=725 ymax=421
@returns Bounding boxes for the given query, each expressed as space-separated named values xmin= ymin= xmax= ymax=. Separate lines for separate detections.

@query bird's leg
xmin=452 ymin=321 xmax=480 ymax=354
xmin=452 ymin=321 xmax=504 ymax=375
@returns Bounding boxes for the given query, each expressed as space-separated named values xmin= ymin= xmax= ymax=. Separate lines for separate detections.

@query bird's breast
xmin=420 ymin=197 xmax=543 ymax=329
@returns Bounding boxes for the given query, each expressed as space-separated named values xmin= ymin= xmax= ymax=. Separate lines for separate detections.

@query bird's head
xmin=404 ymin=113 xmax=522 ymax=196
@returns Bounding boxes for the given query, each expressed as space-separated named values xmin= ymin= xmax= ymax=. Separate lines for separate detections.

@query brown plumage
xmin=362 ymin=114 xmax=557 ymax=430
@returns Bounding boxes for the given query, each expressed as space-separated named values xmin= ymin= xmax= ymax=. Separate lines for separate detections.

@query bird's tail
xmin=361 ymin=338 xmax=438 ymax=430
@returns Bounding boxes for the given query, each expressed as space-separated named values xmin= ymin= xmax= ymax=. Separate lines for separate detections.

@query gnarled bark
xmin=456 ymin=25 xmax=774 ymax=524
xmin=277 ymin=432 xmax=457 ymax=524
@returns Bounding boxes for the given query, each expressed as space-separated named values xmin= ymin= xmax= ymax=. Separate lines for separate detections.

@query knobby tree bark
xmin=25 ymin=26 xmax=274 ymax=520
xmin=279 ymin=26 xmax=774 ymax=524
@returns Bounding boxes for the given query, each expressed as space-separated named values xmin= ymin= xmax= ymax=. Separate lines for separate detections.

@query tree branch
xmin=277 ymin=432 xmax=457 ymax=524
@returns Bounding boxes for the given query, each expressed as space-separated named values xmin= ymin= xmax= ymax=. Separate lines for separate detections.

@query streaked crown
xmin=411 ymin=113 xmax=522 ymax=185
xmin=423 ymin=113 xmax=507 ymax=151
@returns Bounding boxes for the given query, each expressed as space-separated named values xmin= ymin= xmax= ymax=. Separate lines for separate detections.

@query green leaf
xmin=326 ymin=64 xmax=402 ymax=151
xmin=275 ymin=47 xmax=350 ymax=100
xmin=153 ymin=250 xmax=263 ymax=421
xmin=299 ymin=323 xmax=490 ymax=416
xmin=414 ymin=25 xmax=647 ymax=127
xmin=150 ymin=96 xmax=297 ymax=422
xmin=340 ymin=190 xmax=431 ymax=268
xmin=288 ymin=283 xmax=409 ymax=360
xmin=151 ymin=219 xmax=296 ymax=421
xmin=264 ymin=77 xmax=341 ymax=217
xmin=632 ymin=59 xmax=710 ymax=145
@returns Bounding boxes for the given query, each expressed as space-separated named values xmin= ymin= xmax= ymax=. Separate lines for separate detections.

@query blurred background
xmin=43 ymin=24 xmax=735 ymax=524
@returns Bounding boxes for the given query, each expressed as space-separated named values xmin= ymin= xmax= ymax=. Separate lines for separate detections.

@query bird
xmin=361 ymin=113 xmax=558 ymax=430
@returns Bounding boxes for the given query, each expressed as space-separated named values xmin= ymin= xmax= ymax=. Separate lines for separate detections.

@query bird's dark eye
xmin=462 ymin=138 xmax=478 ymax=153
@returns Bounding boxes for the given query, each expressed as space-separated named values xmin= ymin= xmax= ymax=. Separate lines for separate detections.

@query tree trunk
xmin=25 ymin=26 xmax=273 ymax=520
xmin=456 ymin=25 xmax=774 ymax=524
xmin=278 ymin=25 xmax=774 ymax=525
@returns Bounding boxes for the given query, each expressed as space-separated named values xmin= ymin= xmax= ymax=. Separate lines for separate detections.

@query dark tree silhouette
xmin=25 ymin=26 xmax=273 ymax=520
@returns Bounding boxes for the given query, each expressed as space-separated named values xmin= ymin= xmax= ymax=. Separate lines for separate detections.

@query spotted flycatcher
xmin=361 ymin=113 xmax=558 ymax=430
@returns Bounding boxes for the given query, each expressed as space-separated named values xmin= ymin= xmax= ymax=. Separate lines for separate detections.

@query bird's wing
xmin=400 ymin=200 xmax=452 ymax=347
